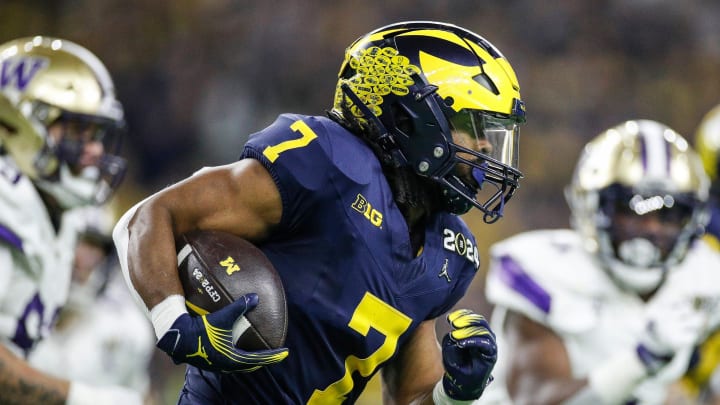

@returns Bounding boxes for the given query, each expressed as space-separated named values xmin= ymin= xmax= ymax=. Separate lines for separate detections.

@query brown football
xmin=176 ymin=230 xmax=287 ymax=350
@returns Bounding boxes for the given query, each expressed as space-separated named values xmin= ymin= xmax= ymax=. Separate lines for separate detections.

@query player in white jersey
xmin=479 ymin=120 xmax=720 ymax=405
xmin=29 ymin=206 xmax=155 ymax=400
xmin=0 ymin=37 xmax=136 ymax=404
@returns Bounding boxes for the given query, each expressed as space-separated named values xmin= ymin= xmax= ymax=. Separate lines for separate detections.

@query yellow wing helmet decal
xmin=418 ymin=45 xmax=521 ymax=115
xmin=333 ymin=46 xmax=420 ymax=127
xmin=333 ymin=27 xmax=523 ymax=124
xmin=397 ymin=29 xmax=521 ymax=96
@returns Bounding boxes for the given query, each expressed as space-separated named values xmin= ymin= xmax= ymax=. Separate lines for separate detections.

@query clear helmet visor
xmin=439 ymin=109 xmax=522 ymax=220
xmin=449 ymin=109 xmax=520 ymax=171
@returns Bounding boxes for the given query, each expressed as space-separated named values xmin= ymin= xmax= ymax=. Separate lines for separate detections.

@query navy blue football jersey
xmin=181 ymin=114 xmax=480 ymax=404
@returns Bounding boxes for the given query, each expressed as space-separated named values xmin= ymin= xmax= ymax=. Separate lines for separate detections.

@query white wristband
xmin=149 ymin=294 xmax=188 ymax=340
xmin=432 ymin=380 xmax=476 ymax=405
xmin=587 ymin=349 xmax=648 ymax=404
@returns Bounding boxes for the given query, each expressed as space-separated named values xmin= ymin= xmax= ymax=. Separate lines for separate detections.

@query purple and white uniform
xmin=479 ymin=229 xmax=720 ymax=405
xmin=0 ymin=154 xmax=80 ymax=357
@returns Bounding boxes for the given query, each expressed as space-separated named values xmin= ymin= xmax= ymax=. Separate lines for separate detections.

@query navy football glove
xmin=441 ymin=309 xmax=497 ymax=401
xmin=157 ymin=293 xmax=288 ymax=373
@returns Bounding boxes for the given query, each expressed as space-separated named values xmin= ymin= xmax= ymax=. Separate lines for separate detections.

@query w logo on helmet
xmin=1 ymin=57 xmax=48 ymax=91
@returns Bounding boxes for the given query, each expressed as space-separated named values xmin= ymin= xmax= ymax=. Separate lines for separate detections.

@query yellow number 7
xmin=308 ymin=292 xmax=412 ymax=404
xmin=262 ymin=120 xmax=318 ymax=163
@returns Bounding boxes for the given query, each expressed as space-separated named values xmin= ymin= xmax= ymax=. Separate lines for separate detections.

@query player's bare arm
xmin=126 ymin=158 xmax=282 ymax=310
xmin=0 ymin=344 xmax=68 ymax=405
xmin=504 ymin=311 xmax=586 ymax=404
xmin=381 ymin=319 xmax=443 ymax=405
xmin=0 ymin=325 xmax=150 ymax=405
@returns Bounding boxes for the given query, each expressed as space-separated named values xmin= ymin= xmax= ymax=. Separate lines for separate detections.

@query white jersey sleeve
xmin=0 ymin=155 xmax=79 ymax=355
xmin=485 ymin=229 xmax=616 ymax=335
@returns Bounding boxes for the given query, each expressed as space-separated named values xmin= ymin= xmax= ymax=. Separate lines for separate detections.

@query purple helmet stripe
xmin=639 ymin=132 xmax=648 ymax=172
xmin=664 ymin=135 xmax=671 ymax=174
xmin=497 ymin=254 xmax=551 ymax=313
xmin=0 ymin=224 xmax=23 ymax=252
xmin=638 ymin=121 xmax=673 ymax=177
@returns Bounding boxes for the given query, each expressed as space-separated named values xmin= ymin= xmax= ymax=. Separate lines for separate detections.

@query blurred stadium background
xmin=3 ymin=1 xmax=720 ymax=403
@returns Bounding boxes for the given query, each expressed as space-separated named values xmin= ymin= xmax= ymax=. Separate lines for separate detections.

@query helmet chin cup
xmin=607 ymin=237 xmax=665 ymax=294
xmin=34 ymin=152 xmax=127 ymax=209
xmin=439 ymin=181 xmax=474 ymax=215
xmin=36 ymin=164 xmax=97 ymax=208
xmin=617 ymin=237 xmax=661 ymax=268
xmin=607 ymin=260 xmax=666 ymax=295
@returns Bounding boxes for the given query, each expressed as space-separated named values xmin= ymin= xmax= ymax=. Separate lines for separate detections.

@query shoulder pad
xmin=243 ymin=114 xmax=376 ymax=187
xmin=486 ymin=229 xmax=615 ymax=334
xmin=241 ymin=114 xmax=381 ymax=231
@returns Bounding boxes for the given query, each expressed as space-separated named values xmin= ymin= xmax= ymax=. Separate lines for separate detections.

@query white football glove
xmin=637 ymin=297 xmax=708 ymax=374
xmin=67 ymin=381 xmax=143 ymax=405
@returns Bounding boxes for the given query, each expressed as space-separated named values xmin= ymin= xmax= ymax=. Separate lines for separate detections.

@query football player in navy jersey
xmin=113 ymin=21 xmax=526 ymax=404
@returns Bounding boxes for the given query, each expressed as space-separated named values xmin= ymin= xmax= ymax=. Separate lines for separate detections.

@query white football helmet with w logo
xmin=0 ymin=36 xmax=126 ymax=208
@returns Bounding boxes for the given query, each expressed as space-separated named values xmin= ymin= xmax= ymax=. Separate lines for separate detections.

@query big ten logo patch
xmin=351 ymin=193 xmax=383 ymax=228
xmin=443 ymin=228 xmax=480 ymax=269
